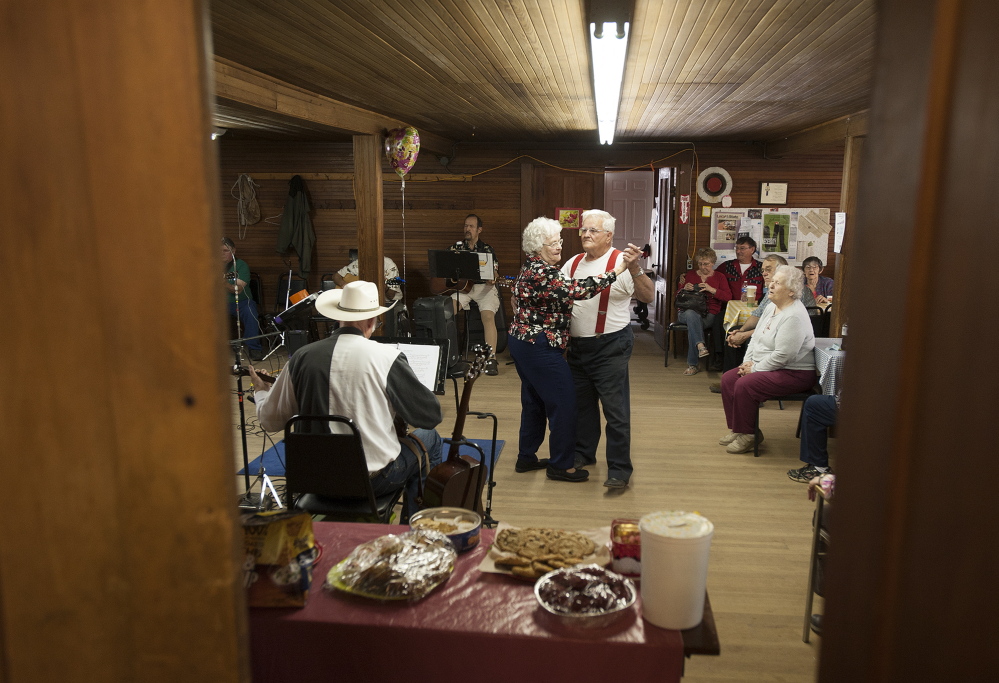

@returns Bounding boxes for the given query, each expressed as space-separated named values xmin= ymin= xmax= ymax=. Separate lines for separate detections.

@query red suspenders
xmin=569 ymin=249 xmax=620 ymax=334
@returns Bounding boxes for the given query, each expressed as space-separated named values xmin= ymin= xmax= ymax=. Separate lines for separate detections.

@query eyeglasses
xmin=544 ymin=239 xmax=564 ymax=247
xmin=579 ymin=227 xmax=608 ymax=235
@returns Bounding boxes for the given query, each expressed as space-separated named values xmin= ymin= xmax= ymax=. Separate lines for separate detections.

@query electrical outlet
xmin=686 ymin=258 xmax=692 ymax=269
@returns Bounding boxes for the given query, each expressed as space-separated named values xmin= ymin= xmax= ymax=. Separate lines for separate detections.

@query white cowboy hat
xmin=315 ymin=280 xmax=394 ymax=321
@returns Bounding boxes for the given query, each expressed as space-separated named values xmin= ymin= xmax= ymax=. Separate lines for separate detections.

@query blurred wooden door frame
xmin=820 ymin=0 xmax=997 ymax=680
xmin=0 ymin=1 xmax=248 ymax=681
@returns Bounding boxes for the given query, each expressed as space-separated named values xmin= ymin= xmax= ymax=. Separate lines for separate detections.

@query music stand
xmin=428 ymin=249 xmax=481 ymax=282
xmin=374 ymin=336 xmax=448 ymax=395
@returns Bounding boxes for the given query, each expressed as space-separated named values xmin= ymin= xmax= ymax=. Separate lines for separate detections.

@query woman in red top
xmin=676 ymin=248 xmax=732 ymax=375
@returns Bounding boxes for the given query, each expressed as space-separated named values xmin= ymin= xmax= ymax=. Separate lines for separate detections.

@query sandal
xmin=697 ymin=343 xmax=710 ymax=358
xmin=683 ymin=365 xmax=699 ymax=376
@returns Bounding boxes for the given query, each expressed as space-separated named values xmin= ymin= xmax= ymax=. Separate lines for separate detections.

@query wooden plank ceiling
xmin=210 ymin=0 xmax=876 ymax=144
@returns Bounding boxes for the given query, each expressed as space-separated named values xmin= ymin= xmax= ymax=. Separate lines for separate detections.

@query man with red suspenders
xmin=560 ymin=210 xmax=655 ymax=488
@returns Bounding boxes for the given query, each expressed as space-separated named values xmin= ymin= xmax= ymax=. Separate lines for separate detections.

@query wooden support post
xmin=831 ymin=135 xmax=864 ymax=336
xmin=353 ymin=134 xmax=386 ymax=305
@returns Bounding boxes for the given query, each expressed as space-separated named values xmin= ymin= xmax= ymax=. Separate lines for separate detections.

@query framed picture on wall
xmin=759 ymin=182 xmax=789 ymax=205
xmin=557 ymin=207 xmax=582 ymax=230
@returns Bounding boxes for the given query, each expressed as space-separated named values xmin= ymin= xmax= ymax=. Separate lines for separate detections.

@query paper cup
xmin=639 ymin=511 xmax=713 ymax=630
xmin=746 ymin=285 xmax=757 ymax=302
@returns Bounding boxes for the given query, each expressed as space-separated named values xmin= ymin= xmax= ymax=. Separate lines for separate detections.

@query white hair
xmin=522 ymin=217 xmax=562 ymax=255
xmin=581 ymin=209 xmax=616 ymax=233
xmin=774 ymin=264 xmax=805 ymax=299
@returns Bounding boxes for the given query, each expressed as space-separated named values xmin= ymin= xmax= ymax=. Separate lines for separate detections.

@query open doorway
xmin=604 ymin=170 xmax=656 ymax=333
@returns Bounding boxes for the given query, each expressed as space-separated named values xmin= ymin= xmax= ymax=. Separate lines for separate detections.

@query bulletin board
xmin=711 ymin=207 xmax=832 ymax=265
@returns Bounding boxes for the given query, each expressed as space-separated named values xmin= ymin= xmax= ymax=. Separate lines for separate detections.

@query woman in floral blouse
xmin=507 ymin=217 xmax=640 ymax=482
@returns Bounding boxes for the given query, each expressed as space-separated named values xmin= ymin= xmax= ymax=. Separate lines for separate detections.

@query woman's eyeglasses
xmin=544 ymin=239 xmax=564 ymax=247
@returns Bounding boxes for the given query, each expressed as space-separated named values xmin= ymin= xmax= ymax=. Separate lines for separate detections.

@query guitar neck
xmin=445 ymin=349 xmax=487 ymax=460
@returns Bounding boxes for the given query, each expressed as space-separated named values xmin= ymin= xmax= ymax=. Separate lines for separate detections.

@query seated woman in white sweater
xmin=718 ymin=265 xmax=817 ymax=453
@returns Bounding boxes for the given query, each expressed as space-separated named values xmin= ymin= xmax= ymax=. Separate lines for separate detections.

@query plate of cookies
xmin=479 ymin=525 xmax=611 ymax=582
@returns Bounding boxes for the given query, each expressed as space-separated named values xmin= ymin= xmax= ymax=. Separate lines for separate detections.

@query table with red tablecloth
xmin=249 ymin=522 xmax=718 ymax=682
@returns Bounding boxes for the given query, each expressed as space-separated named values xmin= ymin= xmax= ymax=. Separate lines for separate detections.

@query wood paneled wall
xmin=217 ymin=140 xmax=844 ymax=317
xmin=674 ymin=142 xmax=846 ymax=277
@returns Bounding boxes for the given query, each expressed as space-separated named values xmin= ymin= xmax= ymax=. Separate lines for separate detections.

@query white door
xmin=605 ymin=171 xmax=654 ymax=253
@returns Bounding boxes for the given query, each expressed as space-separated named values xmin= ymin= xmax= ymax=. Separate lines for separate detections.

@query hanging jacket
xmin=276 ymin=175 xmax=315 ymax=278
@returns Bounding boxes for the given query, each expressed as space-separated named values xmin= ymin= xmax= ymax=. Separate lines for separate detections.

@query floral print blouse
xmin=508 ymin=255 xmax=618 ymax=349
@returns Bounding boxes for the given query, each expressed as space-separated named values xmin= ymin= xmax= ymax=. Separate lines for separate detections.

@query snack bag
xmin=242 ymin=510 xmax=318 ymax=607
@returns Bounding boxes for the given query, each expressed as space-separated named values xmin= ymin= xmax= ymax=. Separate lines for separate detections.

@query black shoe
xmin=708 ymin=383 xmax=721 ymax=394
xmin=603 ymin=477 xmax=628 ymax=489
xmin=248 ymin=348 xmax=265 ymax=362
xmin=788 ymin=464 xmax=825 ymax=483
xmin=515 ymin=458 xmax=550 ymax=473
xmin=810 ymin=614 xmax=823 ymax=636
xmin=546 ymin=467 xmax=589 ymax=482
xmin=484 ymin=358 xmax=499 ymax=376
xmin=574 ymin=455 xmax=596 ymax=469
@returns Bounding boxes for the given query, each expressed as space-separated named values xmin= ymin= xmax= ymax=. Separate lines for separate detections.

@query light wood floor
xmin=233 ymin=325 xmax=827 ymax=682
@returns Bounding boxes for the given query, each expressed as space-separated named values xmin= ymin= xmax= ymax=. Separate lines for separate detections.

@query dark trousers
xmin=228 ymin=297 xmax=262 ymax=351
xmin=507 ymin=333 xmax=578 ymax=470
xmin=369 ymin=428 xmax=443 ymax=521
xmin=722 ymin=338 xmax=747 ymax=372
xmin=800 ymin=395 xmax=838 ymax=468
xmin=566 ymin=326 xmax=634 ymax=481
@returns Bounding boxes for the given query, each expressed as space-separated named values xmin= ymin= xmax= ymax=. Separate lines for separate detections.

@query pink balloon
xmin=385 ymin=127 xmax=420 ymax=179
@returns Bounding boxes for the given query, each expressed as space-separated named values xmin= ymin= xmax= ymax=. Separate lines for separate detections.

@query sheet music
xmin=389 ymin=343 xmax=442 ymax=392
xmin=477 ymin=252 xmax=494 ymax=280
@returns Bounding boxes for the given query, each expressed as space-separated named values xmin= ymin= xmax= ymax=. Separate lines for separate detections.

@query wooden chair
xmin=803 ymin=488 xmax=831 ymax=643
xmin=283 ymin=415 xmax=405 ymax=523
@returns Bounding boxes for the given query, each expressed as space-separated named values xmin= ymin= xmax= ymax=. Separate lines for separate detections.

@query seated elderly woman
xmin=719 ymin=265 xmax=817 ymax=454
xmin=676 ymin=247 xmax=732 ymax=375
xmin=802 ymin=256 xmax=834 ymax=304
xmin=507 ymin=217 xmax=639 ymax=482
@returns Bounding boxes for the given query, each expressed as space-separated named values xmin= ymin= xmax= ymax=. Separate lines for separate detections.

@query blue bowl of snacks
xmin=409 ymin=507 xmax=482 ymax=553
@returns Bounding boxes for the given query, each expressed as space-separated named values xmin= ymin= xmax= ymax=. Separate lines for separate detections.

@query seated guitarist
xmin=333 ymin=249 xmax=403 ymax=302
xmin=449 ymin=214 xmax=500 ymax=375
xmin=250 ymin=280 xmax=444 ymax=522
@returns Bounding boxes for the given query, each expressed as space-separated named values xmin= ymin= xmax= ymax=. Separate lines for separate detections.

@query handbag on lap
xmin=675 ymin=288 xmax=708 ymax=316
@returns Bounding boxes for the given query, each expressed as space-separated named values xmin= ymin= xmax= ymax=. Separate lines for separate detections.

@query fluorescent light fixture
xmin=590 ymin=21 xmax=629 ymax=145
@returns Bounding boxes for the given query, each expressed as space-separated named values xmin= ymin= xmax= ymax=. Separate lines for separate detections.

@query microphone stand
xmin=230 ymin=335 xmax=285 ymax=511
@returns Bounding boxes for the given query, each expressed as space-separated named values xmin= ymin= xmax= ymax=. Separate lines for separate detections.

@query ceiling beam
xmin=764 ymin=111 xmax=869 ymax=158
xmin=212 ymin=57 xmax=453 ymax=155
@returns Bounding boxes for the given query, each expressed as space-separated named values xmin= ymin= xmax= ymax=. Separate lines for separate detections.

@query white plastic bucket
xmin=639 ymin=510 xmax=713 ymax=630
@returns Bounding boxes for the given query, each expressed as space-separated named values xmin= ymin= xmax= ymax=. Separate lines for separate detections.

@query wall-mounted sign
xmin=759 ymin=182 xmax=788 ymax=205
xmin=679 ymin=194 xmax=690 ymax=224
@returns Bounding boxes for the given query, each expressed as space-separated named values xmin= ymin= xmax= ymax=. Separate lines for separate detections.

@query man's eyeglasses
xmin=544 ymin=239 xmax=564 ymax=247
xmin=579 ymin=227 xmax=607 ymax=235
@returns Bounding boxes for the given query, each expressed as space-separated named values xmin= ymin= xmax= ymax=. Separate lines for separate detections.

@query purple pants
xmin=721 ymin=367 xmax=818 ymax=434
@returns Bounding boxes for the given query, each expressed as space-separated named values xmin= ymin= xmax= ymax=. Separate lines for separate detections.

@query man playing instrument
xmin=332 ymin=248 xmax=403 ymax=302
xmin=250 ymin=280 xmax=444 ymax=521
xmin=221 ymin=237 xmax=264 ymax=361
xmin=448 ymin=214 xmax=501 ymax=375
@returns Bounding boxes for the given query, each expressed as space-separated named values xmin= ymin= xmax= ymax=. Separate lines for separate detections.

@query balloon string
xmin=401 ymin=178 xmax=406 ymax=302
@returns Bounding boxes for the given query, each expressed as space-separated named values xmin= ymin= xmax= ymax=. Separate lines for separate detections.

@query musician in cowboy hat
xmin=250 ymin=280 xmax=444 ymax=520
